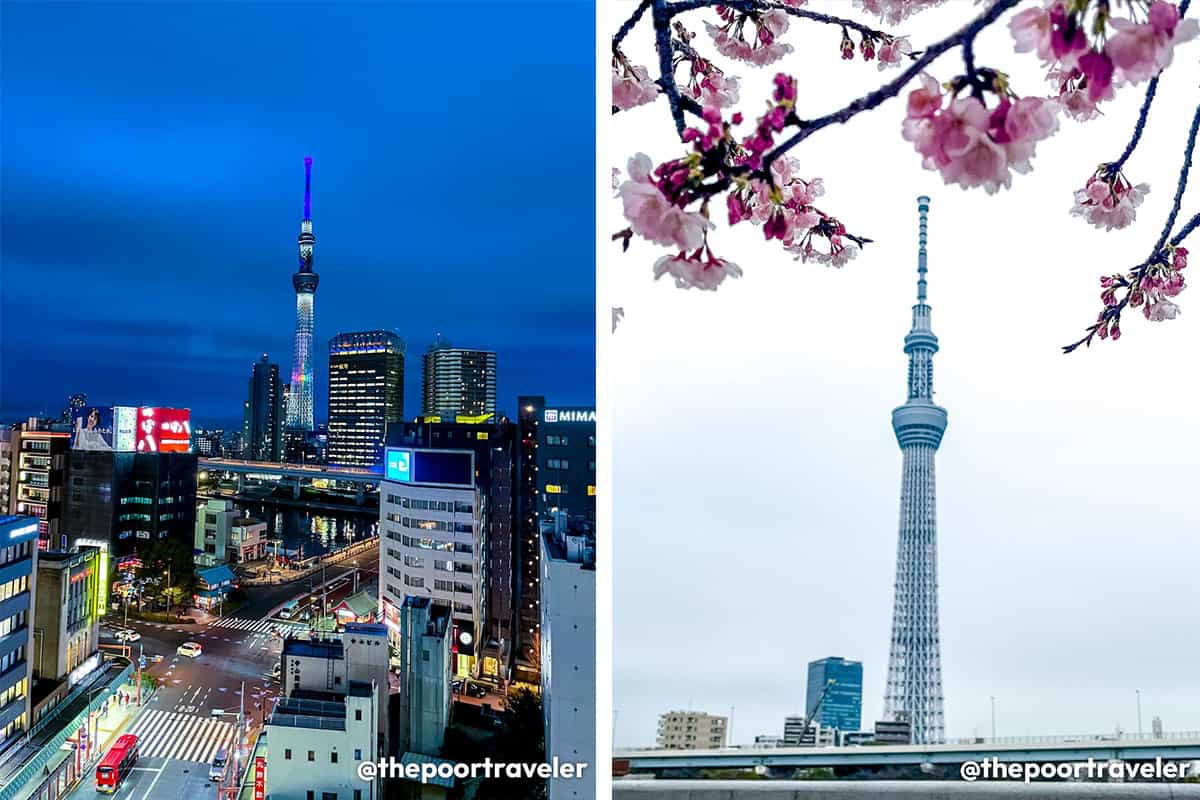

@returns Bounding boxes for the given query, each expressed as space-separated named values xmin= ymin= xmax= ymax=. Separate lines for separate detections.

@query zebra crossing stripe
xmin=127 ymin=709 xmax=237 ymax=763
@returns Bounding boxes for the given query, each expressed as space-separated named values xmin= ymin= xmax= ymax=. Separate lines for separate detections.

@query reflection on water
xmin=232 ymin=501 xmax=377 ymax=559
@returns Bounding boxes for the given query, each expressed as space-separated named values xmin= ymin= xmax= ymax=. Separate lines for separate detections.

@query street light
xmin=1136 ymin=689 xmax=1143 ymax=739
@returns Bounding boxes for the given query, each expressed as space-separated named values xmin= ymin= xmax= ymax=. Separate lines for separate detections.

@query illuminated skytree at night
xmin=882 ymin=196 xmax=947 ymax=745
xmin=286 ymin=156 xmax=318 ymax=433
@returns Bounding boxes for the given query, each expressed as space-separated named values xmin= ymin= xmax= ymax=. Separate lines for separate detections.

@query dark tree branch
xmin=1108 ymin=78 xmax=1160 ymax=175
xmin=673 ymin=0 xmax=894 ymax=40
xmin=652 ymin=0 xmax=688 ymax=136
xmin=614 ymin=0 xmax=653 ymax=51
xmin=1154 ymin=102 xmax=1200 ymax=253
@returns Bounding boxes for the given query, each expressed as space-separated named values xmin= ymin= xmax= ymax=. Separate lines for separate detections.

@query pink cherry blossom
xmin=902 ymin=77 xmax=1059 ymax=194
xmin=877 ymin=36 xmax=913 ymax=70
xmin=1046 ymin=67 xmax=1102 ymax=121
xmin=854 ymin=0 xmax=944 ymax=25
xmin=618 ymin=154 xmax=710 ymax=251
xmin=653 ymin=251 xmax=743 ymax=291
xmin=1144 ymin=298 xmax=1181 ymax=321
xmin=1106 ymin=5 xmax=1198 ymax=84
xmin=1009 ymin=5 xmax=1055 ymax=63
xmin=705 ymin=9 xmax=794 ymax=66
xmin=1071 ymin=170 xmax=1149 ymax=231
xmin=697 ymin=72 xmax=740 ymax=109
xmin=612 ymin=61 xmax=659 ymax=111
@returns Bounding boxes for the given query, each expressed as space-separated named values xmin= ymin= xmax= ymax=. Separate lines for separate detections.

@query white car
xmin=116 ymin=629 xmax=141 ymax=642
xmin=177 ymin=642 xmax=202 ymax=658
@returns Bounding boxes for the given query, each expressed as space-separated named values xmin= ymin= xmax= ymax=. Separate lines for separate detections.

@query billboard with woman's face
xmin=71 ymin=407 xmax=114 ymax=451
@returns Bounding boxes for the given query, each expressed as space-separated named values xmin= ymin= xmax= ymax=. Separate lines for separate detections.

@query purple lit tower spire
xmin=286 ymin=156 xmax=318 ymax=433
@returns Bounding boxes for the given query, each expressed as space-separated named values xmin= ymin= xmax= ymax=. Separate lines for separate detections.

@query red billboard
xmin=135 ymin=407 xmax=191 ymax=453
xmin=254 ymin=757 xmax=266 ymax=800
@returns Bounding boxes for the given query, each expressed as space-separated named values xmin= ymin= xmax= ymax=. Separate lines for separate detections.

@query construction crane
xmin=801 ymin=678 xmax=837 ymax=743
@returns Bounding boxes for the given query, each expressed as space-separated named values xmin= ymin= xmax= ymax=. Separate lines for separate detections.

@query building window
xmin=354 ymin=791 xmax=362 ymax=800
xmin=355 ymin=709 xmax=362 ymax=721
xmin=355 ymin=749 xmax=362 ymax=760
xmin=284 ymin=749 xmax=292 ymax=760
xmin=307 ymin=793 xmax=314 ymax=800
xmin=308 ymin=751 xmax=315 ymax=762
xmin=331 ymin=751 xmax=338 ymax=763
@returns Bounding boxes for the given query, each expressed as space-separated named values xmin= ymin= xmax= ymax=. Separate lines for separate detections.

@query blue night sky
xmin=1 ymin=1 xmax=595 ymax=428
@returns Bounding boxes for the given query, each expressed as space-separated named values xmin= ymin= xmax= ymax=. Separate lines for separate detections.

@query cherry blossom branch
xmin=671 ymin=0 xmax=895 ymax=40
xmin=1154 ymin=101 xmax=1200 ymax=252
xmin=761 ymin=0 xmax=1021 ymax=173
xmin=652 ymin=0 xmax=689 ymax=134
xmin=1063 ymin=102 xmax=1200 ymax=353
xmin=615 ymin=0 xmax=653 ymax=50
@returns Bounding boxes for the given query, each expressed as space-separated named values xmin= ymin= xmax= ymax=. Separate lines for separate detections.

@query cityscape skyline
xmin=1 ymin=1 xmax=595 ymax=427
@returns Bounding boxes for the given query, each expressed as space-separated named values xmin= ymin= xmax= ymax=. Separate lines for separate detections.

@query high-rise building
xmin=882 ymin=197 xmax=947 ymax=745
xmin=6 ymin=423 xmax=70 ymax=550
xmin=541 ymin=513 xmax=595 ymax=800
xmin=421 ymin=339 xmax=496 ymax=418
xmin=286 ymin=156 xmax=318 ymax=435
xmin=656 ymin=711 xmax=727 ymax=750
xmin=0 ymin=431 xmax=12 ymax=515
xmin=0 ymin=515 xmax=39 ymax=747
xmin=193 ymin=428 xmax=224 ymax=457
xmin=243 ymin=354 xmax=285 ymax=462
xmin=63 ymin=431 xmax=198 ymax=558
xmin=378 ymin=445 xmax=485 ymax=680
xmin=327 ymin=331 xmax=405 ymax=469
xmin=385 ymin=419 xmax=515 ymax=683
xmin=805 ymin=657 xmax=863 ymax=734
xmin=514 ymin=397 xmax=595 ymax=682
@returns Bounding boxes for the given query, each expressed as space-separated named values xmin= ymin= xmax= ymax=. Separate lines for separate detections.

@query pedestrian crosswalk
xmin=209 ymin=616 xmax=304 ymax=634
xmin=127 ymin=708 xmax=237 ymax=763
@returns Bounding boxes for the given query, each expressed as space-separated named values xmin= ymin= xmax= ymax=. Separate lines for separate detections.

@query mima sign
xmin=544 ymin=409 xmax=595 ymax=424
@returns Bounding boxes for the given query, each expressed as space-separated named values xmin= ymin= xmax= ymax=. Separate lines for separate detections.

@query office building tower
xmin=421 ymin=339 xmax=496 ymax=418
xmin=32 ymin=546 xmax=102 ymax=685
xmin=385 ymin=419 xmax=515 ymax=683
xmin=541 ymin=513 xmax=595 ymax=800
xmin=63 ymin=408 xmax=198 ymax=557
xmin=656 ymin=711 xmax=727 ymax=751
xmin=379 ymin=446 xmax=484 ymax=680
xmin=243 ymin=354 xmax=285 ymax=462
xmin=806 ymin=657 xmax=863 ymax=734
xmin=286 ymin=156 xmax=319 ymax=435
xmin=193 ymin=428 xmax=223 ymax=457
xmin=882 ymin=197 xmax=948 ymax=745
xmin=0 ymin=516 xmax=38 ymax=746
xmin=396 ymin=597 xmax=452 ymax=758
xmin=514 ymin=397 xmax=595 ymax=682
xmin=327 ymin=331 xmax=405 ymax=469
xmin=6 ymin=423 xmax=70 ymax=550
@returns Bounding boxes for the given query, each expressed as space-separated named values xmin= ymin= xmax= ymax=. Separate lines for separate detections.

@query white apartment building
xmin=541 ymin=515 xmax=595 ymax=800
xmin=265 ymin=681 xmax=378 ymax=800
xmin=657 ymin=711 xmax=728 ymax=750
xmin=396 ymin=596 xmax=452 ymax=757
xmin=379 ymin=447 xmax=484 ymax=678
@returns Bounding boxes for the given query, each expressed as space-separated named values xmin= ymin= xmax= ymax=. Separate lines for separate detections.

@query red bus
xmin=95 ymin=733 xmax=139 ymax=793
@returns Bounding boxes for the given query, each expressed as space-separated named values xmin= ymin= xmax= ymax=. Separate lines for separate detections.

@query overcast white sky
xmin=602 ymin=1 xmax=1200 ymax=750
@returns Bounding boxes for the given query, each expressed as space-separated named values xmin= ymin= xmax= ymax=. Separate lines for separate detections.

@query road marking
xmin=139 ymin=760 xmax=168 ymax=800
xmin=128 ymin=708 xmax=236 ymax=764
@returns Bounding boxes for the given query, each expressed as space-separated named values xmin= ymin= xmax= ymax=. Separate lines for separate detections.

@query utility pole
xmin=1136 ymin=689 xmax=1143 ymax=739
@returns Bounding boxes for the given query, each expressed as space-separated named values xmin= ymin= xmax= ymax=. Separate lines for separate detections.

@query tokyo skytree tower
xmin=287 ymin=156 xmax=318 ymax=432
xmin=882 ymin=196 xmax=947 ymax=745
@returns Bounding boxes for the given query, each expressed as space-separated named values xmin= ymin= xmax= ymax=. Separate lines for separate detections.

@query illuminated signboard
xmin=71 ymin=407 xmax=115 ymax=451
xmin=135 ymin=407 xmax=191 ymax=453
xmin=384 ymin=448 xmax=474 ymax=488
xmin=543 ymin=408 xmax=596 ymax=424
xmin=254 ymin=757 xmax=266 ymax=800
xmin=114 ymin=406 xmax=138 ymax=452
xmin=382 ymin=598 xmax=400 ymax=632
xmin=385 ymin=449 xmax=412 ymax=482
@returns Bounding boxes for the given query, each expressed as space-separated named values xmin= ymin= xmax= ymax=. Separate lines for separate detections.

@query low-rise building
xmin=32 ymin=546 xmax=102 ymax=684
xmin=333 ymin=591 xmax=378 ymax=626
xmin=265 ymin=682 xmax=378 ymax=800
xmin=230 ymin=516 xmax=267 ymax=563
xmin=657 ymin=711 xmax=728 ymax=751
xmin=193 ymin=564 xmax=236 ymax=611
xmin=195 ymin=498 xmax=237 ymax=567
